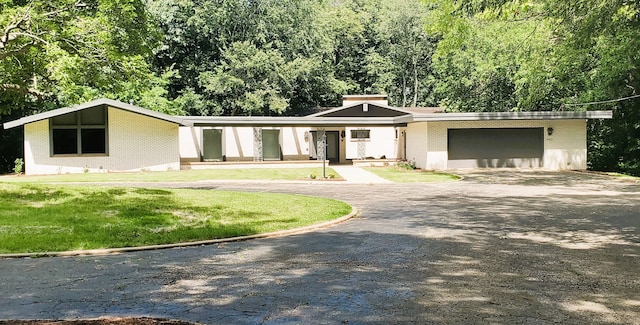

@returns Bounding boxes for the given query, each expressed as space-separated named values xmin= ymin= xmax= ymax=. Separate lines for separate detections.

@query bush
xmin=397 ymin=160 xmax=416 ymax=170
xmin=13 ymin=158 xmax=24 ymax=174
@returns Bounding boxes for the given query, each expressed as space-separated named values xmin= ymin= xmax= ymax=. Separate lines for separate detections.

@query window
xmin=50 ymin=106 xmax=108 ymax=155
xmin=350 ymin=129 xmax=370 ymax=141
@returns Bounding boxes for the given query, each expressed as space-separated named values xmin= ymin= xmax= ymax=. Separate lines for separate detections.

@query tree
xmin=198 ymin=41 xmax=290 ymax=116
xmin=425 ymin=0 xmax=640 ymax=175
xmin=0 ymin=0 xmax=174 ymax=173
xmin=0 ymin=0 xmax=169 ymax=110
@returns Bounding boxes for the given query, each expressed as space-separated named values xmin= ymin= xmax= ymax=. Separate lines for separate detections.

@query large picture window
xmin=50 ymin=106 xmax=108 ymax=155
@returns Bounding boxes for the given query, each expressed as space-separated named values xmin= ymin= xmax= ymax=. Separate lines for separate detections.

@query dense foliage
xmin=426 ymin=0 xmax=640 ymax=175
xmin=0 ymin=0 xmax=638 ymax=175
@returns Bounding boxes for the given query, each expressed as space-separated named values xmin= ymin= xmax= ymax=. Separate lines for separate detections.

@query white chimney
xmin=342 ymin=94 xmax=389 ymax=106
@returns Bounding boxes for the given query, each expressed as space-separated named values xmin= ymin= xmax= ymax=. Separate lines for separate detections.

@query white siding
xmin=179 ymin=126 xmax=310 ymax=162
xmin=345 ymin=127 xmax=398 ymax=159
xmin=281 ymin=127 xmax=309 ymax=160
xmin=411 ymin=119 xmax=587 ymax=170
xmin=178 ymin=126 xmax=202 ymax=162
xmin=24 ymin=107 xmax=180 ymax=175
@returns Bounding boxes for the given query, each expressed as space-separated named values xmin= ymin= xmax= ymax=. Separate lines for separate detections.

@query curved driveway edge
xmin=1 ymin=171 xmax=639 ymax=324
xmin=0 ymin=206 xmax=358 ymax=259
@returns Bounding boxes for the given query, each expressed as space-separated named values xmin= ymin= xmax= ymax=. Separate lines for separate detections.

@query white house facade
xmin=3 ymin=95 xmax=612 ymax=175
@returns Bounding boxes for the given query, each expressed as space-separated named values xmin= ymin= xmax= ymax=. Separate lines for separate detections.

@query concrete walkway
xmin=330 ymin=165 xmax=392 ymax=184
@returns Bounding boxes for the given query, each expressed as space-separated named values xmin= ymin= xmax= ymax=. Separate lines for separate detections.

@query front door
xmin=203 ymin=129 xmax=223 ymax=161
xmin=310 ymin=131 xmax=340 ymax=163
xmin=262 ymin=129 xmax=281 ymax=160
xmin=325 ymin=131 xmax=340 ymax=163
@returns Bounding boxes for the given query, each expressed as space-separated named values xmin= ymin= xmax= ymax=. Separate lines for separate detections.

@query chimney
xmin=342 ymin=94 xmax=389 ymax=107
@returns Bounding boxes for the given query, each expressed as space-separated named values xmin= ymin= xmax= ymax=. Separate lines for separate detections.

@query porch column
xmin=253 ymin=127 xmax=263 ymax=161
xmin=316 ymin=129 xmax=326 ymax=161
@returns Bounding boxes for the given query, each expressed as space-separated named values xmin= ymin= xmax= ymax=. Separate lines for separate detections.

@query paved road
xmin=1 ymin=171 xmax=639 ymax=324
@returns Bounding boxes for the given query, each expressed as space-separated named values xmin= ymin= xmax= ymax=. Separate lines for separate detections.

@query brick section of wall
xmin=405 ymin=122 xmax=429 ymax=168
xmin=24 ymin=107 xmax=180 ymax=175
xmin=420 ymin=119 xmax=587 ymax=170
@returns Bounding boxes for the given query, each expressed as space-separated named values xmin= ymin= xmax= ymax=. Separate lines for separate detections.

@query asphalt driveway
xmin=1 ymin=171 xmax=639 ymax=324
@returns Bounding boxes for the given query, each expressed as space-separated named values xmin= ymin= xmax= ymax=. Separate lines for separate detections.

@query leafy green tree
xmin=198 ymin=41 xmax=290 ymax=116
xmin=425 ymin=0 xmax=640 ymax=175
xmin=0 ymin=0 xmax=168 ymax=110
xmin=0 ymin=0 xmax=174 ymax=173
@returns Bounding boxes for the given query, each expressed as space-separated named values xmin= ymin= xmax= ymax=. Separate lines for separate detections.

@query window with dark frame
xmin=50 ymin=106 xmax=108 ymax=155
xmin=350 ymin=129 xmax=370 ymax=141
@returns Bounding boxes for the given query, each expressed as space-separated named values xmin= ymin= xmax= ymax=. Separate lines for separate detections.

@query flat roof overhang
xmin=181 ymin=116 xmax=409 ymax=127
xmin=183 ymin=111 xmax=612 ymax=127
xmin=406 ymin=110 xmax=613 ymax=122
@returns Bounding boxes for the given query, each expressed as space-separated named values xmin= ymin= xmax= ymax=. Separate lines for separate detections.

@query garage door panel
xmin=448 ymin=128 xmax=543 ymax=168
xmin=447 ymin=158 xmax=542 ymax=168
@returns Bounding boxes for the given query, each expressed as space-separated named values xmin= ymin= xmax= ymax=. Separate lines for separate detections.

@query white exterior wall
xmin=543 ymin=120 xmax=587 ymax=170
xmin=280 ymin=127 xmax=310 ymax=160
xmin=408 ymin=119 xmax=587 ymax=170
xmin=179 ymin=126 xmax=309 ymax=161
xmin=405 ymin=122 xmax=430 ymax=169
xmin=179 ymin=126 xmax=203 ymax=162
xmin=24 ymin=107 xmax=180 ymax=175
xmin=345 ymin=127 xmax=398 ymax=159
xmin=224 ymin=127 xmax=254 ymax=160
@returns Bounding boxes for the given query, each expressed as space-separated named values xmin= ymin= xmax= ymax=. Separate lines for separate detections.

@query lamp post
xmin=322 ymin=132 xmax=327 ymax=179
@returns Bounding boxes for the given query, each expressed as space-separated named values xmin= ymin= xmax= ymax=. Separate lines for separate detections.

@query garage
xmin=447 ymin=128 xmax=544 ymax=168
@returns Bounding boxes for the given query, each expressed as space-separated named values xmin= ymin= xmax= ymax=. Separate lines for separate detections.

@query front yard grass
xmin=0 ymin=168 xmax=339 ymax=183
xmin=0 ymin=183 xmax=352 ymax=254
xmin=364 ymin=166 xmax=460 ymax=183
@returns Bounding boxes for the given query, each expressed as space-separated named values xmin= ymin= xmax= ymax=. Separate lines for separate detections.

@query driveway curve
xmin=1 ymin=171 xmax=639 ymax=324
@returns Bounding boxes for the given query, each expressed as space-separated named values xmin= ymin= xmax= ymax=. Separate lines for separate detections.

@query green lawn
xmin=603 ymin=172 xmax=640 ymax=181
xmin=364 ymin=167 xmax=460 ymax=182
xmin=0 ymin=168 xmax=339 ymax=183
xmin=0 ymin=183 xmax=352 ymax=254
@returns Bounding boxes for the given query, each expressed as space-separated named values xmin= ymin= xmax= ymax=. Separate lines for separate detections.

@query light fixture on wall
xmin=340 ymin=130 xmax=346 ymax=139
xmin=304 ymin=131 xmax=309 ymax=142
xmin=547 ymin=127 xmax=554 ymax=136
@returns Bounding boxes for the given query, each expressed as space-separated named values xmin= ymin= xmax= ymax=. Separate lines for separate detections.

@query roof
xmin=4 ymin=97 xmax=613 ymax=130
xmin=400 ymin=107 xmax=445 ymax=114
xmin=3 ymin=98 xmax=191 ymax=129
xmin=406 ymin=110 xmax=613 ymax=122
xmin=182 ymin=116 xmax=402 ymax=127
xmin=183 ymin=110 xmax=612 ymax=127
xmin=308 ymin=101 xmax=414 ymax=117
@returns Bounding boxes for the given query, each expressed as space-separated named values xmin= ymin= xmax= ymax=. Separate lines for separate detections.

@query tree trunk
xmin=401 ymin=75 xmax=407 ymax=107
xmin=412 ymin=56 xmax=418 ymax=107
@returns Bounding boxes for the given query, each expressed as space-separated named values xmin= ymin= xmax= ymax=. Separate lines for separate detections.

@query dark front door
xmin=203 ymin=129 xmax=223 ymax=161
xmin=310 ymin=131 xmax=340 ymax=163
xmin=262 ymin=129 xmax=281 ymax=160
xmin=325 ymin=131 xmax=340 ymax=163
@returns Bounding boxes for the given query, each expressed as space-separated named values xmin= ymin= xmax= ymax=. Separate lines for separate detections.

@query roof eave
xmin=3 ymin=99 xmax=191 ymax=129
xmin=410 ymin=110 xmax=613 ymax=122
xmin=183 ymin=116 xmax=406 ymax=127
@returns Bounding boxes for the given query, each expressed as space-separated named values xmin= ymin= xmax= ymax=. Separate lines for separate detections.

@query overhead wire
xmin=562 ymin=94 xmax=640 ymax=107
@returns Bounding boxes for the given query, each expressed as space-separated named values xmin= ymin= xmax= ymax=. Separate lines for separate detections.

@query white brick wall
xmin=405 ymin=122 xmax=429 ymax=168
xmin=24 ymin=107 xmax=180 ymax=175
xmin=408 ymin=119 xmax=587 ymax=170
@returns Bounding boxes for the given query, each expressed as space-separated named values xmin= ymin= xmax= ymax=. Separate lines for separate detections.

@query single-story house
xmin=3 ymin=95 xmax=612 ymax=175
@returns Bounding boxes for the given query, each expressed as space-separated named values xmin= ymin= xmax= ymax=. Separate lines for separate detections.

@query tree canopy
xmin=0 ymin=0 xmax=638 ymax=175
